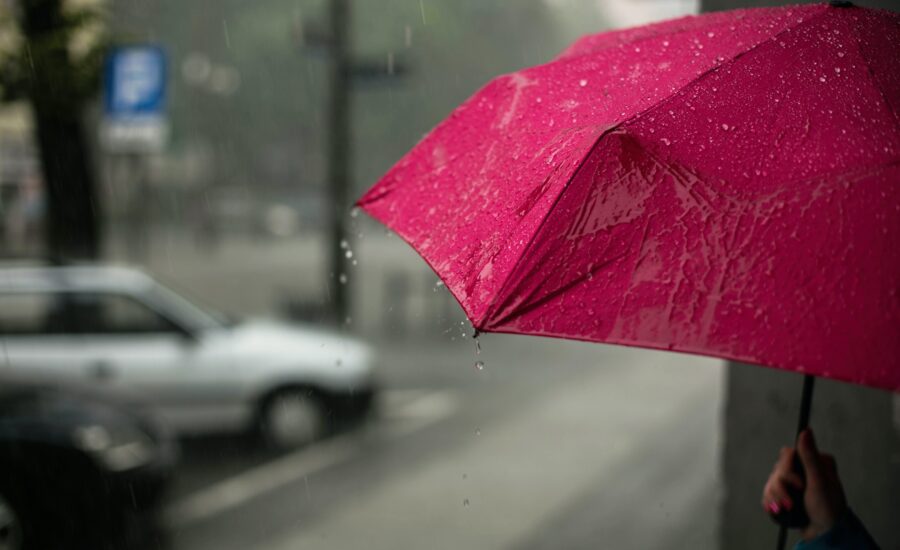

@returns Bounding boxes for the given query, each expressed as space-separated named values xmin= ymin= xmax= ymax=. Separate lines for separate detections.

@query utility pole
xmin=302 ymin=0 xmax=406 ymax=325
xmin=326 ymin=0 xmax=351 ymax=324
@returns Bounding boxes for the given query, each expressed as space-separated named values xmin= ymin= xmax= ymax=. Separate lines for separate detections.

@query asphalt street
xmin=110 ymin=231 xmax=726 ymax=549
xmin=161 ymin=335 xmax=724 ymax=550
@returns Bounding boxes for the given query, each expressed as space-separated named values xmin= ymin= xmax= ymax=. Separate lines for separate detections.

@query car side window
xmin=0 ymin=292 xmax=69 ymax=335
xmin=69 ymin=293 xmax=180 ymax=335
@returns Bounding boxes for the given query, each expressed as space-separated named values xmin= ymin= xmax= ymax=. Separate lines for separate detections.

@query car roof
xmin=0 ymin=265 xmax=157 ymax=294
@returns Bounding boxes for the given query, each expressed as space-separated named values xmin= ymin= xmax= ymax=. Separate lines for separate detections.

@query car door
xmin=68 ymin=292 xmax=245 ymax=434
xmin=0 ymin=291 xmax=85 ymax=382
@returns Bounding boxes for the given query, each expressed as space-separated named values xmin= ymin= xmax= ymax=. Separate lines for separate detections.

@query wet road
xmin=161 ymin=335 xmax=723 ymax=550
xmin=103 ymin=232 xmax=726 ymax=549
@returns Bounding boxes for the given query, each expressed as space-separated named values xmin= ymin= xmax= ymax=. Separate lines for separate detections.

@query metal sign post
xmin=101 ymin=46 xmax=168 ymax=260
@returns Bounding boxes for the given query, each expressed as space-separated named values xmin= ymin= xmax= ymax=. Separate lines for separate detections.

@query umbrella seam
xmin=614 ymin=7 xmax=832 ymax=136
xmin=845 ymin=16 xmax=900 ymax=131
xmin=479 ymin=8 xmax=831 ymax=331
xmin=478 ymin=126 xmax=613 ymax=330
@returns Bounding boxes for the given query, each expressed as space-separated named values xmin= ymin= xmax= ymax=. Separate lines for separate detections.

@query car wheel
xmin=258 ymin=388 xmax=327 ymax=450
xmin=0 ymin=492 xmax=23 ymax=550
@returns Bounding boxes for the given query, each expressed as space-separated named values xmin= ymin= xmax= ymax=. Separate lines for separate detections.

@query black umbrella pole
xmin=776 ymin=374 xmax=816 ymax=550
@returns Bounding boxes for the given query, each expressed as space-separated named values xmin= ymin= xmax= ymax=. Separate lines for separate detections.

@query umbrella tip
xmin=828 ymin=0 xmax=853 ymax=7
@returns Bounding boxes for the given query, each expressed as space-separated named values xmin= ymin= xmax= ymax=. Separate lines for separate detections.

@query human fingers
xmin=796 ymin=429 xmax=823 ymax=482
xmin=762 ymin=477 xmax=795 ymax=513
xmin=771 ymin=446 xmax=803 ymax=489
xmin=773 ymin=446 xmax=795 ymax=476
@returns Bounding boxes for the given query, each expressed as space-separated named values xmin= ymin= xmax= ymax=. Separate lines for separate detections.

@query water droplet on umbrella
xmin=579 ymin=79 xmax=588 ymax=87
xmin=721 ymin=123 xmax=729 ymax=130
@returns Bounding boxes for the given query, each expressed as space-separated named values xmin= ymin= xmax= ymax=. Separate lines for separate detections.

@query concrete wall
xmin=698 ymin=2 xmax=900 ymax=548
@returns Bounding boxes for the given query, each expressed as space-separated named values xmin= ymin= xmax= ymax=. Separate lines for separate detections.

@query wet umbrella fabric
xmin=358 ymin=3 xmax=900 ymax=392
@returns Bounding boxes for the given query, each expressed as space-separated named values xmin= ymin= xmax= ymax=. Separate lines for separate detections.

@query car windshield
xmin=146 ymin=282 xmax=232 ymax=330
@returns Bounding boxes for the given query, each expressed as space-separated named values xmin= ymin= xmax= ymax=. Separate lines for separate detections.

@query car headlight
xmin=72 ymin=424 xmax=156 ymax=472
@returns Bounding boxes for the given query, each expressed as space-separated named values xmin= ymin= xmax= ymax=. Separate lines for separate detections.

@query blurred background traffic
xmin=0 ymin=1 xmax=896 ymax=549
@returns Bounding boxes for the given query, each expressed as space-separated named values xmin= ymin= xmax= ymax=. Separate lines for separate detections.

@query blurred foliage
xmin=0 ymin=0 xmax=110 ymax=115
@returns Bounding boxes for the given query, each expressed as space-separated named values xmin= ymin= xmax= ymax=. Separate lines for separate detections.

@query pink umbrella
xmin=358 ymin=0 xmax=898 ymax=541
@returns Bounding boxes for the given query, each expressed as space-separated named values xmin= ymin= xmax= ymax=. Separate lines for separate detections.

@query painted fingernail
xmin=767 ymin=502 xmax=781 ymax=514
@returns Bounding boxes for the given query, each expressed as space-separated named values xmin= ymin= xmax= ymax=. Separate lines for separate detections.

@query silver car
xmin=0 ymin=265 xmax=376 ymax=449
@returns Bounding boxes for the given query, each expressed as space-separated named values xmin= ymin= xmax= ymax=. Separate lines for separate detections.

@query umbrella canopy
xmin=358 ymin=3 xmax=900 ymax=392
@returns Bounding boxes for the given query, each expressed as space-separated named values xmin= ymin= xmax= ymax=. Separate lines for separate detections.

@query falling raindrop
xmin=474 ymin=360 xmax=485 ymax=371
xmin=345 ymin=250 xmax=353 ymax=259
xmin=475 ymin=428 xmax=481 ymax=436
xmin=339 ymin=273 xmax=348 ymax=284
xmin=474 ymin=337 xmax=481 ymax=355
xmin=350 ymin=207 xmax=360 ymax=218
xmin=340 ymin=239 xmax=349 ymax=249
xmin=463 ymin=499 xmax=470 ymax=507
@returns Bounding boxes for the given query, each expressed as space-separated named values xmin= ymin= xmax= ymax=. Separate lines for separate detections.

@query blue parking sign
xmin=102 ymin=46 xmax=168 ymax=151
xmin=104 ymin=46 xmax=167 ymax=117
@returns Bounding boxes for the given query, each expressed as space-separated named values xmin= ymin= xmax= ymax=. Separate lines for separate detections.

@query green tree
xmin=0 ymin=0 xmax=109 ymax=259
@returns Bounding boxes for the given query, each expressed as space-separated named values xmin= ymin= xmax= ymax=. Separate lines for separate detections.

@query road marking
xmin=164 ymin=389 xmax=458 ymax=529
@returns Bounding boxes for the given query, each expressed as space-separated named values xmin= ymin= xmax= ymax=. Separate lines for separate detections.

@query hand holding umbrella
xmin=763 ymin=429 xmax=879 ymax=549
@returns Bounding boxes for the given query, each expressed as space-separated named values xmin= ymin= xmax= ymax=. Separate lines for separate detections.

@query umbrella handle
xmin=774 ymin=374 xmax=816 ymax=549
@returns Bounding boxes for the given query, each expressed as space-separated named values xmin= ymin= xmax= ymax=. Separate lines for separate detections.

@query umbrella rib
xmin=482 ymin=9 xmax=835 ymax=330
xmin=611 ymin=9 xmax=832 ymax=136
xmin=846 ymin=17 xmax=900 ymax=130
xmin=477 ymin=126 xmax=615 ymax=330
